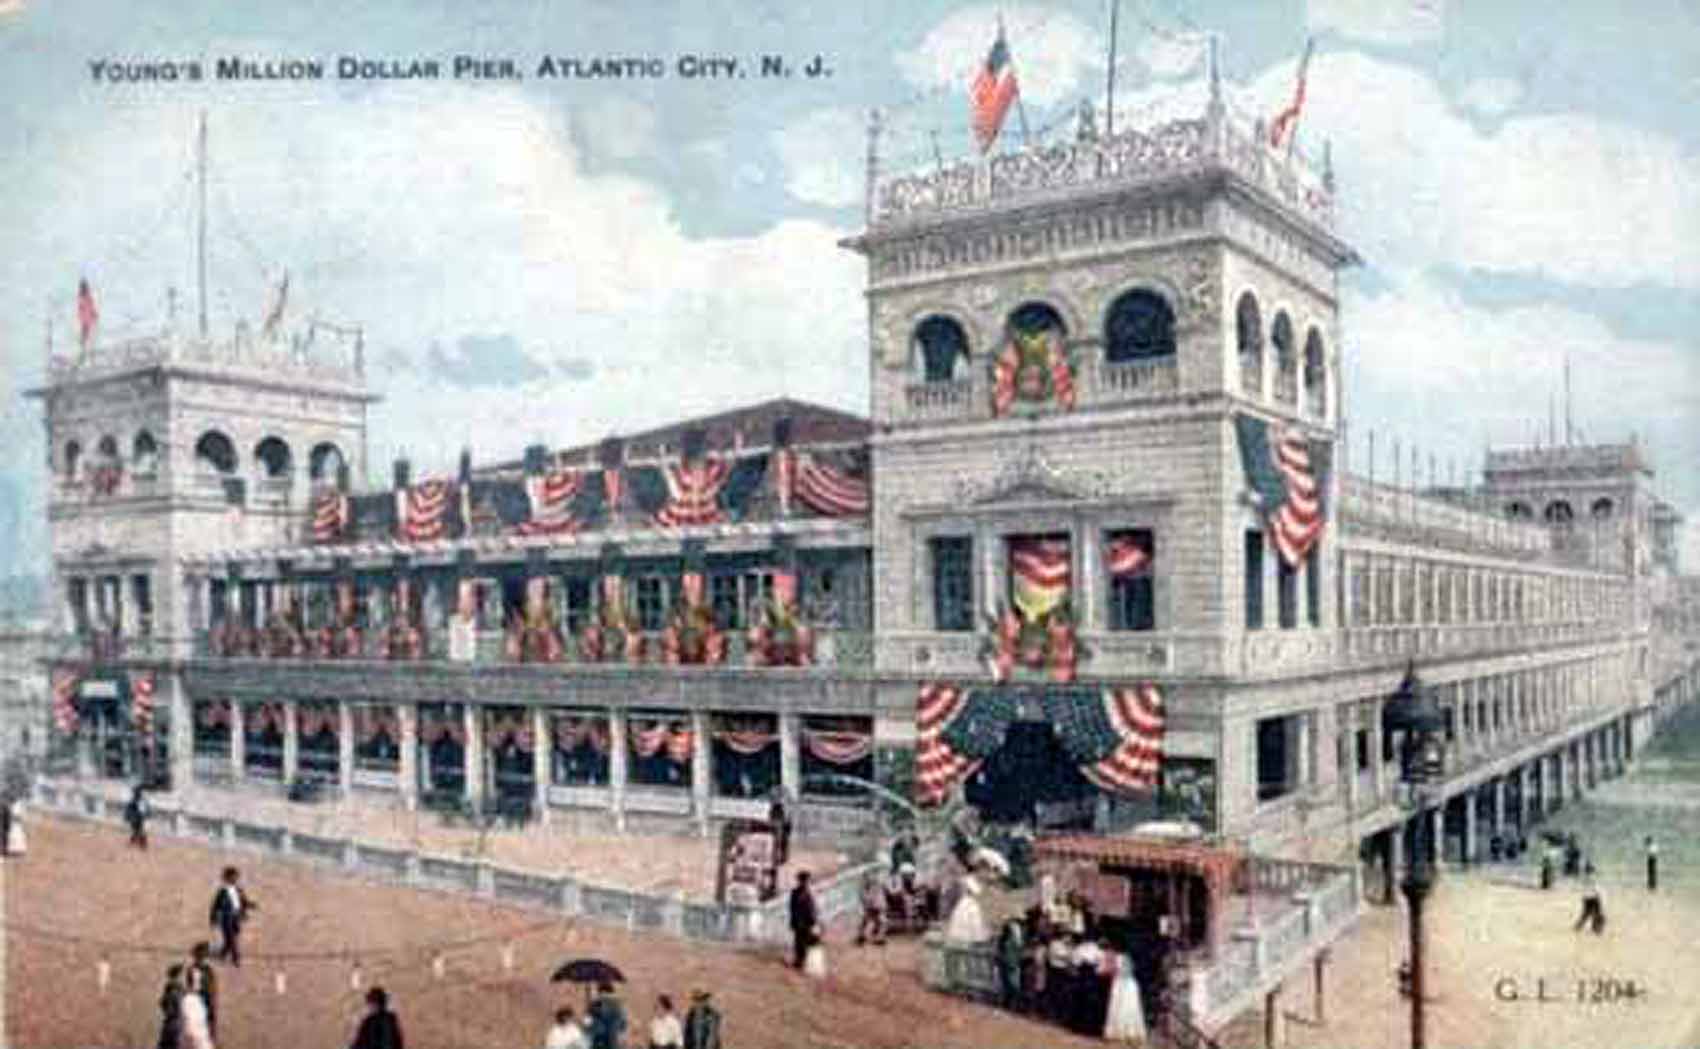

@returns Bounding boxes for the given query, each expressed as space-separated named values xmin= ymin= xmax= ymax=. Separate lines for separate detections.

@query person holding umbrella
xmin=587 ymin=983 xmax=627 ymax=1049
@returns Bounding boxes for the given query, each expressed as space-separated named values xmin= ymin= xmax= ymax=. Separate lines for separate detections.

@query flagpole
xmin=1105 ymin=0 xmax=1119 ymax=138
xmin=1286 ymin=37 xmax=1314 ymax=163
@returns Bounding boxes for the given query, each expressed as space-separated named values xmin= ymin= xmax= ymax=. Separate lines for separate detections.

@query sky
xmin=0 ymin=0 xmax=1697 ymax=584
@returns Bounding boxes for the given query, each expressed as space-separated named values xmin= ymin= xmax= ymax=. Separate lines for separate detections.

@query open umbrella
xmin=551 ymin=958 xmax=625 ymax=1005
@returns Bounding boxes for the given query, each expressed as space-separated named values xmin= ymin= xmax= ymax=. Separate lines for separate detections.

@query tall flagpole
xmin=197 ymin=110 xmax=209 ymax=340
xmin=1105 ymin=0 xmax=1119 ymax=138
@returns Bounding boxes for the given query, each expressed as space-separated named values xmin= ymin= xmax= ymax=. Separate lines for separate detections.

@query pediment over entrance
xmin=952 ymin=444 xmax=1115 ymax=506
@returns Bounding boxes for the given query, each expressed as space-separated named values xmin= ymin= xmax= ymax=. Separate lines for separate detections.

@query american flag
xmin=654 ymin=458 xmax=729 ymax=527
xmin=970 ymin=27 xmax=1020 ymax=152
xmin=1079 ymin=686 xmax=1165 ymax=794
xmin=397 ymin=479 xmax=452 ymax=541
xmin=130 ymin=672 xmax=156 ymax=737
xmin=1106 ymin=534 xmax=1151 ymax=579
xmin=76 ymin=278 xmax=98 ymax=350
xmin=791 ymin=453 xmax=870 ymax=517
xmin=915 ymin=682 xmax=980 ymax=806
xmin=517 ymin=467 xmax=582 ymax=535
xmin=1010 ymin=537 xmax=1071 ymax=621
xmin=311 ymin=488 xmax=349 ymax=543
xmin=1268 ymin=38 xmax=1315 ymax=151
xmin=52 ymin=669 xmax=81 ymax=734
xmin=1270 ymin=427 xmax=1324 ymax=567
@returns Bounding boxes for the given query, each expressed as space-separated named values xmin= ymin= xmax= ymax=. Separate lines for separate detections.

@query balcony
xmin=892 ymin=349 xmax=1180 ymax=428
xmin=901 ymin=377 xmax=976 ymax=423
xmin=1091 ymin=355 xmax=1179 ymax=399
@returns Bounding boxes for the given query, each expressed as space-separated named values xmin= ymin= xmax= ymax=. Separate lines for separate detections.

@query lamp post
xmin=1385 ymin=661 xmax=1446 ymax=1049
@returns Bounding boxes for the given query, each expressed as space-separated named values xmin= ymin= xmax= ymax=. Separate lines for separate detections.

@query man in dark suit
xmin=586 ymin=983 xmax=626 ymax=1049
xmin=349 ymin=986 xmax=404 ymax=1049
xmin=788 ymin=870 xmax=819 ymax=969
xmin=208 ymin=867 xmax=255 ymax=966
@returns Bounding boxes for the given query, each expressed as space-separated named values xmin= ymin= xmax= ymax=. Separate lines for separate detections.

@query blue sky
xmin=1 ymin=0 xmax=1697 ymax=584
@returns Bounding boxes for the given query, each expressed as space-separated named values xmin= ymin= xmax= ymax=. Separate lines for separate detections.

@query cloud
xmin=1135 ymin=33 xmax=1209 ymax=80
xmin=1308 ymin=0 xmax=1445 ymax=46
xmin=424 ymin=334 xmax=549 ymax=388
xmin=895 ymin=4 xmax=1101 ymax=108
xmin=1457 ymin=76 xmax=1523 ymax=119
xmin=0 ymin=0 xmax=24 ymax=16
xmin=772 ymin=108 xmax=865 ymax=209
xmin=575 ymin=97 xmax=659 ymax=161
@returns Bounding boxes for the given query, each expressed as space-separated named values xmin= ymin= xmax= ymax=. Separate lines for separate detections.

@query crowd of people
xmin=541 ymin=985 xmax=723 ymax=1049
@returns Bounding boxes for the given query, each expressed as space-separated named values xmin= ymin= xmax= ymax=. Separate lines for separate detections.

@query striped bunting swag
xmin=311 ymin=488 xmax=349 ymax=543
xmin=803 ymin=729 xmax=872 ymax=765
xmin=51 ymin=669 xmax=81 ymax=734
xmin=517 ymin=468 xmax=583 ymax=535
xmin=915 ymin=683 xmax=982 ymax=806
xmin=1072 ymin=686 xmax=1164 ymax=794
xmin=397 ymin=478 xmax=453 ymax=541
xmin=1234 ymin=414 xmax=1329 ymax=569
xmin=129 ymin=672 xmax=156 ymax=736
xmin=1106 ymin=534 xmax=1151 ymax=579
xmin=1010 ymin=536 xmax=1070 ymax=621
xmin=792 ymin=453 xmax=870 ymax=517
xmin=654 ymin=458 xmax=730 ymax=527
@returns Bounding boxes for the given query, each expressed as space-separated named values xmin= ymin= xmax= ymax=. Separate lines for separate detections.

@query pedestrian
xmin=0 ymin=792 xmax=13 ymax=858
xmin=5 ymin=797 xmax=24 ymax=856
xmin=788 ymin=870 xmax=820 ymax=970
xmin=1564 ymin=835 xmax=1581 ymax=877
xmin=1573 ymin=866 xmax=1605 ymax=935
xmin=890 ymin=831 xmax=915 ymax=874
xmin=207 ymin=867 xmax=256 ymax=966
xmin=543 ymin=1006 xmax=587 ymax=1049
xmin=1540 ymin=844 xmax=1556 ymax=890
xmin=587 ymin=982 xmax=627 ymax=1049
xmin=683 ymin=989 xmax=722 ymax=1049
xmin=180 ymin=980 xmax=215 ymax=1049
xmin=156 ymin=964 xmax=186 ymax=1049
xmin=1645 ymin=835 xmax=1659 ymax=891
xmin=349 ymin=987 xmax=404 ymax=1049
xmin=126 ymin=784 xmax=151 ymax=849
xmin=768 ymin=794 xmax=792 ymax=867
xmin=648 ymin=993 xmax=684 ymax=1049
xmin=855 ymin=873 xmax=885 ymax=946
xmin=995 ymin=916 xmax=1025 ymax=1012
xmin=188 ymin=942 xmax=218 ymax=1038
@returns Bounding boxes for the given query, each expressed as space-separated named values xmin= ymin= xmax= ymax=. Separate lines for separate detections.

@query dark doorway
xmin=964 ymin=720 xmax=1096 ymax=827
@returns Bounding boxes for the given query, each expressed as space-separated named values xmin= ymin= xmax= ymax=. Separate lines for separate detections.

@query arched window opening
xmin=64 ymin=440 xmax=82 ymax=481
xmin=132 ymin=432 xmax=159 ymax=478
xmin=195 ymin=431 xmax=237 ymax=475
xmin=1303 ymin=329 xmax=1326 ymax=417
xmin=1272 ymin=313 xmax=1297 ymax=405
xmin=309 ymin=443 xmax=347 ymax=483
xmin=254 ymin=436 xmax=293 ymax=479
xmin=1590 ymin=497 xmax=1614 ymax=520
xmin=1506 ymin=501 xmax=1532 ymax=520
xmin=1104 ymin=289 xmax=1175 ymax=363
xmin=911 ymin=316 xmax=969 ymax=384
xmin=1236 ymin=293 xmax=1263 ymax=396
xmin=1006 ymin=301 xmax=1067 ymax=339
xmin=96 ymin=435 xmax=119 ymax=460
xmin=1544 ymin=501 xmax=1575 ymax=526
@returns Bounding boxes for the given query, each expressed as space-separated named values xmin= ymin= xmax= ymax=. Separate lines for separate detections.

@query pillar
xmin=609 ymin=710 xmax=628 ymax=832
xmin=779 ymin=710 xmax=801 ymax=802
xmin=282 ymin=700 xmax=300 ymax=783
xmin=1461 ymin=791 xmax=1476 ymax=865
xmin=1429 ymin=806 xmax=1444 ymax=870
xmin=531 ymin=706 xmax=550 ymax=824
xmin=1367 ymin=702 xmax=1385 ymax=804
xmin=1313 ymin=950 xmax=1328 ymax=1025
xmin=691 ymin=709 xmax=712 ymax=836
xmin=1385 ymin=828 xmax=1402 ymax=904
xmin=229 ymin=701 xmax=246 ymax=781
xmin=1341 ymin=707 xmax=1359 ymax=814
xmin=1264 ymin=984 xmax=1283 ymax=1049
xmin=398 ymin=703 xmax=418 ymax=810
xmin=464 ymin=704 xmax=485 ymax=806
xmin=168 ymin=674 xmax=193 ymax=795
xmin=1081 ymin=523 xmax=1103 ymax=630
xmin=337 ymin=701 xmax=354 ymax=794
xmin=1492 ymin=777 xmax=1506 ymax=839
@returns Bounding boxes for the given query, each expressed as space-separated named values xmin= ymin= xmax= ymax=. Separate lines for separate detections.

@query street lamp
xmin=1385 ymin=661 xmax=1446 ymax=1049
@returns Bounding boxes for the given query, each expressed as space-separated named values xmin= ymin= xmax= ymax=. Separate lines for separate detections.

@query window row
xmin=60 ymin=432 xmax=347 ymax=484
xmin=910 ymin=292 xmax=1176 ymax=384
xmin=928 ymin=529 xmax=1155 ymax=632
xmin=1341 ymin=555 xmax=1628 ymax=628
xmin=65 ymin=573 xmax=153 ymax=636
xmin=1235 ymin=291 xmax=1328 ymax=416
xmin=1243 ymin=530 xmax=1323 ymax=631
xmin=1505 ymin=498 xmax=1617 ymax=523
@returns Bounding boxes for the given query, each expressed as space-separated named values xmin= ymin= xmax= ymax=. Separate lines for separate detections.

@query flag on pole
xmin=262 ymin=272 xmax=289 ymax=338
xmin=76 ymin=278 xmax=98 ymax=351
xmin=1268 ymin=38 xmax=1315 ymax=152
xmin=970 ymin=26 xmax=1020 ymax=152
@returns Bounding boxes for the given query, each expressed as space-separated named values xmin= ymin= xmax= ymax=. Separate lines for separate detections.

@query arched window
xmin=63 ymin=440 xmax=82 ymax=481
xmin=1272 ymin=313 xmax=1296 ymax=405
xmin=309 ymin=443 xmax=347 ymax=483
xmin=1236 ymin=293 xmax=1263 ymax=396
xmin=1544 ymin=501 xmax=1575 ymax=525
xmin=1506 ymin=501 xmax=1532 ymax=520
xmin=96 ymin=435 xmax=119 ymax=460
xmin=1006 ymin=301 xmax=1067 ymax=338
xmin=195 ymin=431 xmax=237 ymax=475
xmin=254 ymin=436 xmax=293 ymax=479
xmin=132 ymin=432 xmax=159 ymax=477
xmin=910 ymin=316 xmax=969 ymax=383
xmin=1104 ymin=289 xmax=1175 ymax=363
xmin=1303 ymin=329 xmax=1326 ymax=417
xmin=1590 ymin=497 xmax=1614 ymax=520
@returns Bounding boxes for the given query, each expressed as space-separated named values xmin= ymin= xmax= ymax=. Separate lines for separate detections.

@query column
xmin=779 ymin=710 xmax=801 ymax=802
xmin=398 ymin=703 xmax=418 ymax=810
xmin=1341 ymin=707 xmax=1359 ymax=814
xmin=1385 ymin=827 xmax=1402 ymax=904
xmin=1461 ymin=791 xmax=1476 ymax=865
xmin=1313 ymin=950 xmax=1328 ymax=1025
xmin=1264 ymin=985 xmax=1283 ymax=1049
xmin=1367 ymin=701 xmax=1385 ymax=804
xmin=691 ymin=709 xmax=712 ymax=836
xmin=337 ymin=701 xmax=354 ymax=794
xmin=168 ymin=674 xmax=193 ymax=795
xmin=1429 ymin=806 xmax=1444 ymax=870
xmin=229 ymin=701 xmax=246 ymax=781
xmin=531 ymin=706 xmax=550 ymax=824
xmin=282 ymin=701 xmax=300 ymax=784
xmin=1492 ymin=778 xmax=1506 ymax=840
xmin=1080 ymin=521 xmax=1103 ymax=631
xmin=609 ymin=710 xmax=628 ymax=832
xmin=464 ymin=704 xmax=485 ymax=806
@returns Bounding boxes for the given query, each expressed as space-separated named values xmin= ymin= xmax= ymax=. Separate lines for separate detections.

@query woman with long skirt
xmin=1103 ymin=949 xmax=1149 ymax=1046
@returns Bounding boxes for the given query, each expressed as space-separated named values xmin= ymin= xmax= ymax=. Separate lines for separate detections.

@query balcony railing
xmin=902 ymin=377 xmax=976 ymax=421
xmin=1093 ymin=355 xmax=1179 ymax=398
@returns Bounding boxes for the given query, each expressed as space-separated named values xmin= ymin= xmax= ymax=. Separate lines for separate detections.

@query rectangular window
xmin=1106 ymin=529 xmax=1155 ymax=632
xmin=1244 ymin=530 xmax=1265 ymax=631
xmin=1277 ymin=557 xmax=1298 ymax=630
xmin=1305 ymin=548 xmax=1321 ymax=627
xmin=635 ymin=577 xmax=665 ymax=632
xmin=239 ymin=581 xmax=258 ymax=630
xmin=930 ymin=536 xmax=975 ymax=632
xmin=562 ymin=578 xmax=592 ymax=634
xmin=1256 ymin=716 xmax=1292 ymax=802
xmin=132 ymin=574 xmax=153 ymax=636
xmin=1355 ymin=729 xmax=1369 ymax=771
xmin=742 ymin=571 xmax=774 ymax=627
xmin=68 ymin=578 xmax=90 ymax=633
xmin=710 ymin=573 xmax=741 ymax=631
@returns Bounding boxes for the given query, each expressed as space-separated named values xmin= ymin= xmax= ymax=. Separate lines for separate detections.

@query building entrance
xmin=964 ymin=720 xmax=1097 ymax=828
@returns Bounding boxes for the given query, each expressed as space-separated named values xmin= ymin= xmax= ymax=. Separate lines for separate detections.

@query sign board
xmin=713 ymin=817 xmax=779 ymax=905
xmin=80 ymin=680 xmax=120 ymax=699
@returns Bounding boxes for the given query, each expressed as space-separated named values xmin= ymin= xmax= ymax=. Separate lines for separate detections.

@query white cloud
xmin=772 ymin=107 xmax=865 ymax=209
xmin=895 ymin=5 xmax=1101 ymax=108
xmin=1135 ymin=33 xmax=1209 ymax=80
xmin=575 ymin=97 xmax=659 ymax=161
xmin=1457 ymin=76 xmax=1523 ymax=118
xmin=1308 ymin=0 xmax=1445 ymax=46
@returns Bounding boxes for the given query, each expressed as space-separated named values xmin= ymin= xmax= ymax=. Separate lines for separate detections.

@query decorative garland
xmin=992 ymin=328 xmax=1075 ymax=417
xmin=746 ymin=571 xmax=814 ymax=667
xmin=661 ymin=571 xmax=726 ymax=666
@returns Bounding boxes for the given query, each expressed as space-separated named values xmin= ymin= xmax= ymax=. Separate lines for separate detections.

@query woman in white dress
xmin=6 ymin=801 xmax=25 ymax=855
xmin=180 ymin=986 xmax=215 ymax=1049
xmin=944 ymin=874 xmax=987 ymax=943
xmin=1103 ymin=950 xmax=1148 ymax=1045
